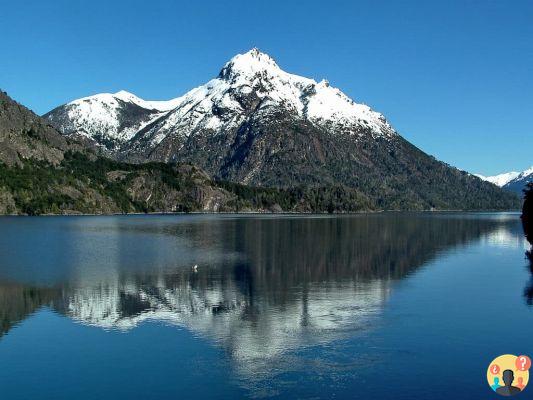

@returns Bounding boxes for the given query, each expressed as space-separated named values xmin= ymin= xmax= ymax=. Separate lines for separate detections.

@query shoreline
xmin=0 ymin=209 xmax=522 ymax=217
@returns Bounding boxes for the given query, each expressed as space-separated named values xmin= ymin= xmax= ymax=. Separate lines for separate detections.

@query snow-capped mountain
xmin=477 ymin=167 xmax=533 ymax=194
xmin=503 ymin=167 xmax=533 ymax=194
xmin=44 ymin=90 xmax=181 ymax=151
xmin=46 ymin=49 xmax=393 ymax=156
xmin=44 ymin=49 xmax=520 ymax=209
xmin=131 ymin=49 xmax=392 ymax=148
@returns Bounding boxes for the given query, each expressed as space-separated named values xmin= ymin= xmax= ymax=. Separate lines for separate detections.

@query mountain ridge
xmin=43 ymin=48 xmax=393 ymax=156
xmin=477 ymin=167 xmax=533 ymax=194
xmin=44 ymin=48 xmax=395 ymax=159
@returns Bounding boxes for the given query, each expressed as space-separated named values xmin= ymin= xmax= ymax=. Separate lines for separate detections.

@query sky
xmin=0 ymin=0 xmax=531 ymax=176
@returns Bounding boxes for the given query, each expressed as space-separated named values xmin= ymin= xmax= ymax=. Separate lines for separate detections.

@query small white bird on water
xmin=192 ymin=264 xmax=198 ymax=272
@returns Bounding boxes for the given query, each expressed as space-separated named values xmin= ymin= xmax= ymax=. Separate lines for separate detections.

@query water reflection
xmin=0 ymin=213 xmax=524 ymax=370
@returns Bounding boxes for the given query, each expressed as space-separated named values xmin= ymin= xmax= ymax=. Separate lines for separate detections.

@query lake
xmin=0 ymin=213 xmax=531 ymax=399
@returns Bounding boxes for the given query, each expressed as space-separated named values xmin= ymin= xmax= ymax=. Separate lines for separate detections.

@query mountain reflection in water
xmin=0 ymin=213 xmax=524 ymax=371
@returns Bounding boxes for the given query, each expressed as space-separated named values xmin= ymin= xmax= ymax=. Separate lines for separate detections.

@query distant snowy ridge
xmin=475 ymin=171 xmax=521 ymax=187
xmin=476 ymin=166 xmax=533 ymax=194
xmin=514 ymin=166 xmax=533 ymax=181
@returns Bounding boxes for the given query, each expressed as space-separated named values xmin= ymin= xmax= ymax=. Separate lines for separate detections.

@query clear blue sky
xmin=1 ymin=0 xmax=531 ymax=175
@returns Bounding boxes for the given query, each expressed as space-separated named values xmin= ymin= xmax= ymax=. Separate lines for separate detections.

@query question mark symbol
xmin=515 ymin=355 xmax=531 ymax=371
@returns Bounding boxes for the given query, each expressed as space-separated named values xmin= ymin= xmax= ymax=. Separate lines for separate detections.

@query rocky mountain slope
xmin=477 ymin=167 xmax=533 ymax=195
xmin=3 ymin=90 xmax=408 ymax=215
xmin=0 ymin=90 xmax=77 ymax=166
xmin=44 ymin=49 xmax=520 ymax=210
xmin=3 ymin=90 xmax=325 ymax=215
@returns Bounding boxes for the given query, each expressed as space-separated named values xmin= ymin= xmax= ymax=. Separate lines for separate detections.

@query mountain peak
xmin=219 ymin=48 xmax=282 ymax=80
xmin=248 ymin=47 xmax=265 ymax=57
xmin=114 ymin=90 xmax=137 ymax=99
xmin=236 ymin=47 xmax=278 ymax=64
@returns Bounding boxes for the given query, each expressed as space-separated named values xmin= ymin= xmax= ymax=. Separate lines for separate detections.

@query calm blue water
xmin=0 ymin=213 xmax=531 ymax=399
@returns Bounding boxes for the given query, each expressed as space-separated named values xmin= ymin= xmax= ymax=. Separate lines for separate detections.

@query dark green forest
xmin=0 ymin=150 xmax=522 ymax=215
xmin=0 ymin=152 xmax=374 ymax=215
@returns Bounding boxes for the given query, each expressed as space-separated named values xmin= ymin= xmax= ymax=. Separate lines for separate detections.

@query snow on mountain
xmin=475 ymin=171 xmax=520 ymax=187
xmin=112 ymin=90 xmax=182 ymax=111
xmin=45 ymin=48 xmax=394 ymax=153
xmin=216 ymin=49 xmax=392 ymax=135
xmin=476 ymin=166 xmax=533 ymax=194
xmin=512 ymin=166 xmax=533 ymax=182
xmin=43 ymin=90 xmax=182 ymax=150
xmin=503 ymin=166 xmax=533 ymax=193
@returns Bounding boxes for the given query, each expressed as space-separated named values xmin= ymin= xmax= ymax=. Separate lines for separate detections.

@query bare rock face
xmin=0 ymin=91 xmax=73 ymax=166
xmin=124 ymin=170 xmax=236 ymax=213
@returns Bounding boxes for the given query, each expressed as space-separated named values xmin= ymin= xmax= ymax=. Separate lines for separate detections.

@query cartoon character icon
xmin=487 ymin=355 xmax=530 ymax=397
xmin=496 ymin=370 xmax=521 ymax=396
xmin=491 ymin=377 xmax=501 ymax=391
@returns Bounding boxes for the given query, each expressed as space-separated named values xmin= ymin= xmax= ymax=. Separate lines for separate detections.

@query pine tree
xmin=523 ymin=182 xmax=533 ymax=260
